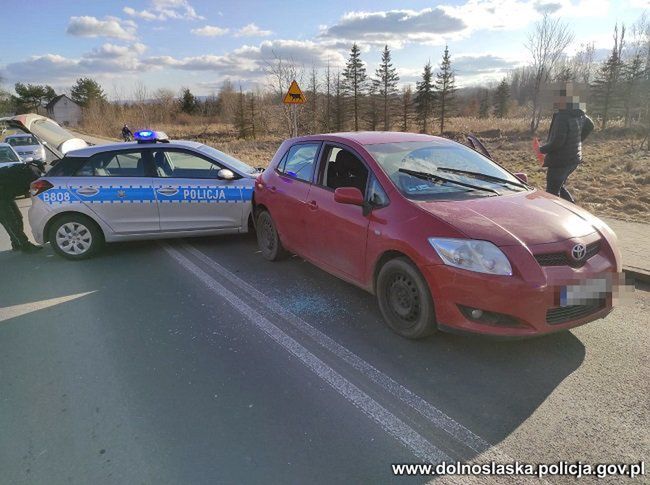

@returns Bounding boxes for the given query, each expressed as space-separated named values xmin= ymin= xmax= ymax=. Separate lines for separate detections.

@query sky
xmin=1 ymin=0 xmax=648 ymax=98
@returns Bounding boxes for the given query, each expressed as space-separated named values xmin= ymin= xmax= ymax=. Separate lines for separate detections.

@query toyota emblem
xmin=571 ymin=243 xmax=587 ymax=261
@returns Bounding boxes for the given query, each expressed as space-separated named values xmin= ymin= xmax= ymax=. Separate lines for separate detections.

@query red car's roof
xmin=294 ymin=131 xmax=451 ymax=146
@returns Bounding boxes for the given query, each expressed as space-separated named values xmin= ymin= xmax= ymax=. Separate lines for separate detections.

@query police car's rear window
xmin=76 ymin=151 xmax=147 ymax=177
xmin=47 ymin=157 xmax=87 ymax=176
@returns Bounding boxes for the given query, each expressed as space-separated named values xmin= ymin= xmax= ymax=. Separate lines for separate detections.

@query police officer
xmin=0 ymin=163 xmax=42 ymax=253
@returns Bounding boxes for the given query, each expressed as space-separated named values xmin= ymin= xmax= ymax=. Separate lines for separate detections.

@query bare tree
xmin=264 ymin=52 xmax=305 ymax=137
xmin=132 ymin=81 xmax=150 ymax=128
xmin=322 ymin=61 xmax=332 ymax=132
xmin=571 ymin=43 xmax=596 ymax=84
xmin=308 ymin=66 xmax=319 ymax=134
xmin=401 ymin=85 xmax=413 ymax=131
xmin=525 ymin=13 xmax=574 ymax=133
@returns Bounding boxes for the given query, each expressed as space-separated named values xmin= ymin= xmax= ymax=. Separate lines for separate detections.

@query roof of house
xmin=45 ymin=94 xmax=78 ymax=111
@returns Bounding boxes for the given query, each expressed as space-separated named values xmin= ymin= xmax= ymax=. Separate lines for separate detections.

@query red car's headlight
xmin=428 ymin=238 xmax=513 ymax=276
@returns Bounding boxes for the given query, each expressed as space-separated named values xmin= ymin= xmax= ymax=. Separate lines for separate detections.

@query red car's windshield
xmin=366 ymin=141 xmax=525 ymax=200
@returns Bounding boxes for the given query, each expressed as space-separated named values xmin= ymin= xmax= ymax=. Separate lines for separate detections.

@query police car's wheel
xmin=49 ymin=214 xmax=104 ymax=260
xmin=376 ymin=257 xmax=437 ymax=339
xmin=256 ymin=210 xmax=287 ymax=261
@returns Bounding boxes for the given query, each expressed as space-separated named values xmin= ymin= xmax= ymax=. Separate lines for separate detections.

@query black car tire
xmin=49 ymin=214 xmax=104 ymax=260
xmin=376 ymin=257 xmax=437 ymax=339
xmin=256 ymin=210 xmax=288 ymax=261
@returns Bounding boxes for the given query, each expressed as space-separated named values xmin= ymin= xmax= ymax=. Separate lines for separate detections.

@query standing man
xmin=538 ymin=85 xmax=594 ymax=203
xmin=0 ymin=163 xmax=42 ymax=253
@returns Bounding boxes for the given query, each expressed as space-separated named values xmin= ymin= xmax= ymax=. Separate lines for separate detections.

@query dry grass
xmin=85 ymin=117 xmax=650 ymax=223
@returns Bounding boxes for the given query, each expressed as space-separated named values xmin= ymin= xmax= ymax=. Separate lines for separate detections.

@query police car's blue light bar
xmin=133 ymin=130 xmax=169 ymax=143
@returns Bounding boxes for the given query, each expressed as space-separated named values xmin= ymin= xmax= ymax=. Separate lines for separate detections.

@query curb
xmin=623 ymin=266 xmax=650 ymax=284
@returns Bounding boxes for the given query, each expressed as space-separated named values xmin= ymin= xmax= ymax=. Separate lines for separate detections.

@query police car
xmin=28 ymin=130 xmax=258 ymax=259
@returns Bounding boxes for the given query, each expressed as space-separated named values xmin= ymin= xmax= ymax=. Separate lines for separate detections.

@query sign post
xmin=283 ymin=80 xmax=306 ymax=137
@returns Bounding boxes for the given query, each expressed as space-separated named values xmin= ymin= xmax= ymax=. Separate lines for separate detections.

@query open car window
xmin=319 ymin=145 xmax=369 ymax=193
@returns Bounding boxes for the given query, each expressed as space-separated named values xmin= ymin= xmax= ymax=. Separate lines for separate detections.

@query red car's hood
xmin=414 ymin=189 xmax=597 ymax=246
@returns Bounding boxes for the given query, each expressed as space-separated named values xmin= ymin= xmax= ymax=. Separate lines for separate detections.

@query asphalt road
xmin=0 ymin=214 xmax=648 ymax=484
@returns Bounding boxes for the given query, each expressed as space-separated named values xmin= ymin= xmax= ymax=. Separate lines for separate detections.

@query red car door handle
xmin=307 ymin=200 xmax=318 ymax=210
xmin=268 ymin=186 xmax=277 ymax=193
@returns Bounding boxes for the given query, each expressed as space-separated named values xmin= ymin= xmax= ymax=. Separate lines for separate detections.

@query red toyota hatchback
xmin=253 ymin=132 xmax=621 ymax=339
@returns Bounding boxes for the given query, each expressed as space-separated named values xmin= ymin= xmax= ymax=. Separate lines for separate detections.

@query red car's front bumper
xmin=422 ymin=254 xmax=618 ymax=337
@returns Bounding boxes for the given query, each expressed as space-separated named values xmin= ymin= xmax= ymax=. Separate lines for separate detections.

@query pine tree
xmin=373 ymin=45 xmax=400 ymax=130
xmin=415 ymin=62 xmax=435 ymax=133
xmin=591 ymin=24 xmax=625 ymax=129
xmin=70 ymin=78 xmax=106 ymax=108
xmin=342 ymin=43 xmax=367 ymax=131
xmin=621 ymin=53 xmax=644 ymax=127
xmin=493 ymin=78 xmax=510 ymax=118
xmin=401 ymin=85 xmax=413 ymax=131
xmin=434 ymin=45 xmax=456 ymax=134
xmin=478 ymin=89 xmax=490 ymax=118
xmin=179 ymin=87 xmax=198 ymax=114
xmin=13 ymin=83 xmax=56 ymax=113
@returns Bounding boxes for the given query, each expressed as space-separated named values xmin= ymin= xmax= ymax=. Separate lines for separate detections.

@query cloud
xmin=320 ymin=8 xmax=466 ymax=45
xmin=235 ymin=23 xmax=272 ymax=37
xmin=123 ymin=0 xmax=204 ymax=21
xmin=191 ymin=25 xmax=229 ymax=36
xmin=453 ymin=54 xmax=522 ymax=75
xmin=143 ymin=39 xmax=346 ymax=78
xmin=533 ymin=1 xmax=563 ymax=13
xmin=4 ymin=43 xmax=151 ymax=83
xmin=66 ymin=16 xmax=137 ymax=40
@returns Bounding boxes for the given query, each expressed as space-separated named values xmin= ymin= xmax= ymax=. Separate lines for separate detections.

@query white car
xmin=28 ymin=131 xmax=258 ymax=259
xmin=3 ymin=133 xmax=46 ymax=162
xmin=0 ymin=142 xmax=24 ymax=168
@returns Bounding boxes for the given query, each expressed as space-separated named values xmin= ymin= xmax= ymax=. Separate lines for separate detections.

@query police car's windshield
xmin=6 ymin=136 xmax=39 ymax=146
xmin=0 ymin=146 xmax=20 ymax=163
xmin=197 ymin=145 xmax=257 ymax=175
xmin=366 ymin=141 xmax=524 ymax=200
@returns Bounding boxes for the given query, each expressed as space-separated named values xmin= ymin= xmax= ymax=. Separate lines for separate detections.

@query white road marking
xmin=162 ymin=242 xmax=450 ymax=463
xmin=185 ymin=243 xmax=491 ymax=453
xmin=0 ymin=291 xmax=96 ymax=323
xmin=185 ymin=243 xmax=548 ymax=484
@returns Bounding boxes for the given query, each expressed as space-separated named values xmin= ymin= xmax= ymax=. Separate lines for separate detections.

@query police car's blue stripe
xmin=39 ymin=185 xmax=253 ymax=204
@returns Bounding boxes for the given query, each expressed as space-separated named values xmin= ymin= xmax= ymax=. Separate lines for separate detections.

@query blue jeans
xmin=546 ymin=163 xmax=578 ymax=203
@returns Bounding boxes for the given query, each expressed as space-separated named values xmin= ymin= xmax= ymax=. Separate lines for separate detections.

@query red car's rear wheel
xmin=256 ymin=210 xmax=288 ymax=261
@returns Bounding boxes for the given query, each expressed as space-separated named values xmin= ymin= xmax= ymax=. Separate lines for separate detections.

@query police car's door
xmin=70 ymin=149 xmax=158 ymax=234
xmin=151 ymin=148 xmax=244 ymax=231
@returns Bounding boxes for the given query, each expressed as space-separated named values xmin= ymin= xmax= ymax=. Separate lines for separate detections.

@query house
xmin=45 ymin=94 xmax=82 ymax=127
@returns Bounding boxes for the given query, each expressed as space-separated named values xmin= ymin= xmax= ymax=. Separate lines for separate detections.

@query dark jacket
xmin=0 ymin=163 xmax=40 ymax=200
xmin=540 ymin=108 xmax=594 ymax=168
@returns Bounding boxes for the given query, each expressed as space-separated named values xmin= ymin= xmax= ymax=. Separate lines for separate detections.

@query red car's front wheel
xmin=376 ymin=257 xmax=437 ymax=339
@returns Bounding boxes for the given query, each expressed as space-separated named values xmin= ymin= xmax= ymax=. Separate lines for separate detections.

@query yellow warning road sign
xmin=283 ymin=80 xmax=306 ymax=104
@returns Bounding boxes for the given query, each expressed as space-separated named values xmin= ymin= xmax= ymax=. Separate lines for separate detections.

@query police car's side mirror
xmin=217 ymin=168 xmax=235 ymax=180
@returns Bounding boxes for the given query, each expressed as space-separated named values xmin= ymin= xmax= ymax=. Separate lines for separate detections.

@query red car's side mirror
xmin=334 ymin=187 xmax=365 ymax=206
xmin=514 ymin=172 xmax=528 ymax=183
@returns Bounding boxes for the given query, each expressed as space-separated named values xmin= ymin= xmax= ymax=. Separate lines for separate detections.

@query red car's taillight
xmin=30 ymin=179 xmax=53 ymax=197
